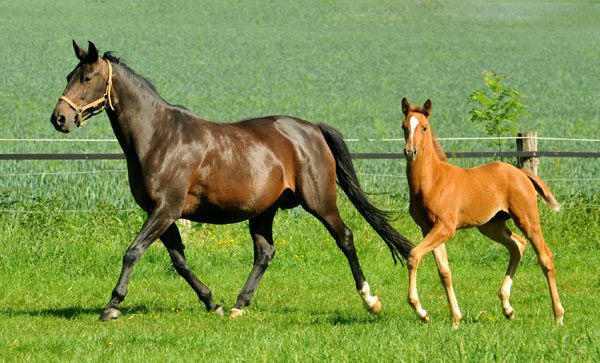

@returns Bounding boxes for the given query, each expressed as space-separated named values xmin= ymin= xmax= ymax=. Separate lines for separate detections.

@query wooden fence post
xmin=517 ymin=131 xmax=539 ymax=175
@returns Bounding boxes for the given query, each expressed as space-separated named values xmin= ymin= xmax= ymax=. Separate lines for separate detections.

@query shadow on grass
xmin=277 ymin=306 xmax=384 ymax=326
xmin=1 ymin=305 xmax=181 ymax=320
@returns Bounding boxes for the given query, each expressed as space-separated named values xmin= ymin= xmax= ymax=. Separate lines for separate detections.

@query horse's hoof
xmin=369 ymin=298 xmax=382 ymax=314
xmin=452 ymin=321 xmax=460 ymax=329
xmin=504 ymin=308 xmax=515 ymax=320
xmin=420 ymin=312 xmax=430 ymax=323
xmin=229 ymin=308 xmax=245 ymax=318
xmin=99 ymin=307 xmax=122 ymax=321
xmin=214 ymin=305 xmax=224 ymax=317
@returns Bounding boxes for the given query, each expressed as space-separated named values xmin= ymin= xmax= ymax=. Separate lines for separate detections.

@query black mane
xmin=103 ymin=52 xmax=159 ymax=94
xmin=103 ymin=52 xmax=188 ymax=111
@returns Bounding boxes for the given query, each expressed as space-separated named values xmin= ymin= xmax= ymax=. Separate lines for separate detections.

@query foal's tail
xmin=317 ymin=123 xmax=414 ymax=264
xmin=522 ymin=169 xmax=561 ymax=211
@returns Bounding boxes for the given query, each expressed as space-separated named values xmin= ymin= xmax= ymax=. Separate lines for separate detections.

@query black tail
xmin=318 ymin=123 xmax=414 ymax=264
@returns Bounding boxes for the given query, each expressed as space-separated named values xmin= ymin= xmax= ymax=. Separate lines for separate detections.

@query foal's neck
xmin=406 ymin=135 xmax=444 ymax=193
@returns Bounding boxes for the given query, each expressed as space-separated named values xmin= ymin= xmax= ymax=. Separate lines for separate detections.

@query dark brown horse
xmin=50 ymin=41 xmax=414 ymax=321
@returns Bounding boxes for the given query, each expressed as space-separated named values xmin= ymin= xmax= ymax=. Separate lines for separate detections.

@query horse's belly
xmin=181 ymin=191 xmax=276 ymax=224
xmin=184 ymin=208 xmax=257 ymax=224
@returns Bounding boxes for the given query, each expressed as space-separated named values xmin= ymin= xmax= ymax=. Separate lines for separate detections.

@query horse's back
xmin=179 ymin=115 xmax=334 ymax=222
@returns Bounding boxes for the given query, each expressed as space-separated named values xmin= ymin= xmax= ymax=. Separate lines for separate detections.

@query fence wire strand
xmin=1 ymin=136 xmax=597 ymax=214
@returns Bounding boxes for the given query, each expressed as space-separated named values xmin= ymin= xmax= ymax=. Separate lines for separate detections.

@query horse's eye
xmin=83 ymin=76 xmax=92 ymax=83
xmin=423 ymin=126 xmax=427 ymax=131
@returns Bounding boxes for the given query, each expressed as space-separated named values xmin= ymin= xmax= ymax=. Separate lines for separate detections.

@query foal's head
xmin=401 ymin=98 xmax=433 ymax=162
xmin=50 ymin=40 xmax=113 ymax=133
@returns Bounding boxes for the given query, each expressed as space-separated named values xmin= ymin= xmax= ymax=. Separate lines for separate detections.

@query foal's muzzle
xmin=405 ymin=147 xmax=418 ymax=161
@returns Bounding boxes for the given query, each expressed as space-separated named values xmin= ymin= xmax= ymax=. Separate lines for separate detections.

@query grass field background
xmin=1 ymin=0 xmax=599 ymax=361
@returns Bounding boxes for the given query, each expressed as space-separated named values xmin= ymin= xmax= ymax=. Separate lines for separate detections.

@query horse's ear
xmin=422 ymin=99 xmax=432 ymax=117
xmin=86 ymin=41 xmax=99 ymax=63
xmin=401 ymin=97 xmax=411 ymax=117
xmin=73 ymin=40 xmax=87 ymax=61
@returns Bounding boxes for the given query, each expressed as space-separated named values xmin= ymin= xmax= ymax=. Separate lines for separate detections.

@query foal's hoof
xmin=503 ymin=308 xmax=515 ymax=321
xmin=368 ymin=298 xmax=382 ymax=314
xmin=99 ymin=307 xmax=122 ymax=321
xmin=229 ymin=308 xmax=245 ymax=318
xmin=418 ymin=311 xmax=430 ymax=323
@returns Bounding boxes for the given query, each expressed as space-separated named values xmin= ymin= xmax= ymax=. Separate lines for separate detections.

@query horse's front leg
xmin=99 ymin=207 xmax=176 ymax=321
xmin=161 ymin=222 xmax=223 ymax=316
xmin=407 ymin=222 xmax=454 ymax=323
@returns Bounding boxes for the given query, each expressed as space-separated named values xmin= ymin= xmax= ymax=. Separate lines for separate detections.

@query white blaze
xmin=409 ymin=116 xmax=420 ymax=144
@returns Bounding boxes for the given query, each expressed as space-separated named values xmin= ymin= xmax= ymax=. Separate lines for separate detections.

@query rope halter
xmin=59 ymin=59 xmax=115 ymax=127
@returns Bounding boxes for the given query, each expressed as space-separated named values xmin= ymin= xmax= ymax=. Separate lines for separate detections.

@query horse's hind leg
xmin=160 ymin=223 xmax=222 ymax=315
xmin=511 ymin=207 xmax=564 ymax=324
xmin=230 ymin=207 xmax=278 ymax=318
xmin=305 ymin=201 xmax=381 ymax=314
xmin=477 ymin=219 xmax=526 ymax=320
xmin=431 ymin=244 xmax=461 ymax=327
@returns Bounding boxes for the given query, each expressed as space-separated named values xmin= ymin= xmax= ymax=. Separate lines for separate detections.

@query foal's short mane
xmin=409 ymin=106 xmax=448 ymax=163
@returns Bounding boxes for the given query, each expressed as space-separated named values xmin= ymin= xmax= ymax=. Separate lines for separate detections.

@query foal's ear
xmin=401 ymin=97 xmax=411 ymax=117
xmin=73 ymin=40 xmax=87 ymax=61
xmin=422 ymin=99 xmax=432 ymax=117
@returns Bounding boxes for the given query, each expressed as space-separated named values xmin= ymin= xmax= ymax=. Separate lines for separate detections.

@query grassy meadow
xmin=1 ymin=0 xmax=599 ymax=361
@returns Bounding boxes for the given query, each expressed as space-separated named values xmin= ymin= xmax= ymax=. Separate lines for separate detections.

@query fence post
xmin=517 ymin=131 xmax=538 ymax=175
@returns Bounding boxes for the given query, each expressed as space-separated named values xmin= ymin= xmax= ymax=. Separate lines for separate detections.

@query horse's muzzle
xmin=50 ymin=111 xmax=74 ymax=133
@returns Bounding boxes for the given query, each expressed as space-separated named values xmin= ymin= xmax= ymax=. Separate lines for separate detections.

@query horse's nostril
xmin=56 ymin=115 xmax=65 ymax=126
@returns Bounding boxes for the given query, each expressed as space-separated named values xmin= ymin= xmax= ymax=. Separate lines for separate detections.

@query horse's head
xmin=50 ymin=40 xmax=113 ymax=133
xmin=401 ymin=98 xmax=432 ymax=162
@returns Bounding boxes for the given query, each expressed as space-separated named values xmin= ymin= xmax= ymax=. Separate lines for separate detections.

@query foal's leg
xmin=230 ymin=207 xmax=278 ymax=318
xmin=431 ymin=244 xmax=461 ymax=327
xmin=407 ymin=222 xmax=454 ymax=322
xmin=100 ymin=207 xmax=176 ymax=321
xmin=160 ymin=222 xmax=223 ymax=315
xmin=477 ymin=220 xmax=526 ymax=320
xmin=512 ymin=208 xmax=564 ymax=324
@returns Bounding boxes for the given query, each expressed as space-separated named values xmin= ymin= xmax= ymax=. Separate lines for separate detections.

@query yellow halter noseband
xmin=59 ymin=59 xmax=115 ymax=127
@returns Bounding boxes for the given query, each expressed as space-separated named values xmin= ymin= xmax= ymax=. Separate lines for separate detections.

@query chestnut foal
xmin=401 ymin=98 xmax=564 ymax=327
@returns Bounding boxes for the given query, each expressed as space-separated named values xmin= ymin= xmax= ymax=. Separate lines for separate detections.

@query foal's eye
xmin=423 ymin=126 xmax=427 ymax=132
xmin=83 ymin=76 xmax=93 ymax=83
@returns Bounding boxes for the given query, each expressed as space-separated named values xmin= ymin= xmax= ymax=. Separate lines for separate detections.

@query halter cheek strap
xmin=59 ymin=59 xmax=114 ymax=128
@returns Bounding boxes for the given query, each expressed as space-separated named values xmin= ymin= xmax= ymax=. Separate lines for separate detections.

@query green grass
xmin=1 ymin=0 xmax=600 ymax=361
xmin=1 ymin=201 xmax=599 ymax=361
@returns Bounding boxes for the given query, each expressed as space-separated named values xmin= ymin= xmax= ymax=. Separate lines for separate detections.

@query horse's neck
xmin=107 ymin=66 xmax=163 ymax=159
xmin=406 ymin=138 xmax=443 ymax=194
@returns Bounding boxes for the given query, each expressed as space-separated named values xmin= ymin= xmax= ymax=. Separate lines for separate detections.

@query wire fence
xmin=3 ymin=136 xmax=600 ymax=143
xmin=1 ymin=136 xmax=598 ymax=214
xmin=1 ymin=136 xmax=599 ymax=160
